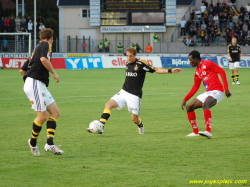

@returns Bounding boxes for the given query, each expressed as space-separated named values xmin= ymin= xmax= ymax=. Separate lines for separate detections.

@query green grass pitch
xmin=0 ymin=68 xmax=249 ymax=187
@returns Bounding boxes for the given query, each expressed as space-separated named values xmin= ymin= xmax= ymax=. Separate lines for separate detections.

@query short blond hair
xmin=126 ymin=48 xmax=137 ymax=56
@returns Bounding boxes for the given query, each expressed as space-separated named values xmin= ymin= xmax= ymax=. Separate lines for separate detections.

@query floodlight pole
xmin=34 ymin=0 xmax=37 ymax=48
xmin=22 ymin=0 xmax=24 ymax=16
xmin=16 ymin=0 xmax=18 ymax=16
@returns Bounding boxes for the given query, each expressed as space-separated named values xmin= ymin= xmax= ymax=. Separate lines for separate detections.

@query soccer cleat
xmin=236 ymin=81 xmax=241 ymax=85
xmin=232 ymin=82 xmax=235 ymax=85
xmin=199 ymin=131 xmax=212 ymax=139
xmin=28 ymin=139 xmax=40 ymax=157
xmin=44 ymin=143 xmax=64 ymax=155
xmin=186 ymin=132 xmax=200 ymax=137
xmin=138 ymin=125 xmax=144 ymax=134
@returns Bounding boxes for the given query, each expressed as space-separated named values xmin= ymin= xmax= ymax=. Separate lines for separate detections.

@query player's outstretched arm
xmin=155 ymin=68 xmax=183 ymax=74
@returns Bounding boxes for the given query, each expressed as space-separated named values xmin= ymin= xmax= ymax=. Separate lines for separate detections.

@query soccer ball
xmin=88 ymin=120 xmax=104 ymax=134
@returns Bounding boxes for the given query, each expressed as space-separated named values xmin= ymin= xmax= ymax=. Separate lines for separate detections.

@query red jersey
xmin=184 ymin=60 xmax=229 ymax=102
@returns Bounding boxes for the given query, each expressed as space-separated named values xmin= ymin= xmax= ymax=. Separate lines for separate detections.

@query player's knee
xmin=202 ymin=103 xmax=210 ymax=110
xmin=186 ymin=104 xmax=193 ymax=112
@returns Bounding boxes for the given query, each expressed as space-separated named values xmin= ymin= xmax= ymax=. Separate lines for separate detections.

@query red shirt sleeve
xmin=183 ymin=74 xmax=202 ymax=102
xmin=208 ymin=61 xmax=229 ymax=92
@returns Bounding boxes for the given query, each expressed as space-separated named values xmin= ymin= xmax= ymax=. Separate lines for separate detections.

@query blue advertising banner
xmin=65 ymin=57 xmax=103 ymax=69
xmin=161 ymin=57 xmax=218 ymax=68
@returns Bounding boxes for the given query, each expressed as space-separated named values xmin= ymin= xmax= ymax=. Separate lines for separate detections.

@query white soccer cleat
xmin=232 ymin=82 xmax=235 ymax=85
xmin=28 ymin=139 xmax=40 ymax=157
xmin=44 ymin=143 xmax=64 ymax=155
xmin=138 ymin=125 xmax=144 ymax=134
xmin=186 ymin=132 xmax=200 ymax=137
xmin=199 ymin=131 xmax=212 ymax=139
xmin=236 ymin=81 xmax=241 ymax=85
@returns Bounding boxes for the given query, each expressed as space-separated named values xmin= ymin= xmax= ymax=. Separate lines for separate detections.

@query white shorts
xmin=111 ymin=89 xmax=141 ymax=115
xmin=197 ymin=90 xmax=224 ymax=104
xmin=23 ymin=77 xmax=55 ymax=112
xmin=229 ymin=62 xmax=239 ymax=70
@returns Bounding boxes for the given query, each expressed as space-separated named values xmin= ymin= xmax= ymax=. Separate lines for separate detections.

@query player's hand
xmin=172 ymin=68 xmax=183 ymax=73
xmin=229 ymin=57 xmax=232 ymax=62
xmin=181 ymin=100 xmax=186 ymax=110
xmin=53 ymin=73 xmax=60 ymax=83
xmin=225 ymin=91 xmax=232 ymax=98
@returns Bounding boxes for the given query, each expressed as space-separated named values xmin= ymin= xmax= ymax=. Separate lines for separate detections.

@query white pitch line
xmin=0 ymin=91 xmax=249 ymax=101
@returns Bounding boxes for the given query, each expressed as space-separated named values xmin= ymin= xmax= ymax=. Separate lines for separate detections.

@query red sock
xmin=187 ymin=111 xmax=199 ymax=134
xmin=204 ymin=110 xmax=212 ymax=133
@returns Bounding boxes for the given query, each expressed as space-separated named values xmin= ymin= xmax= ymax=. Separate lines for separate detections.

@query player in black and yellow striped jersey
xmin=227 ymin=37 xmax=241 ymax=85
xmin=20 ymin=28 xmax=63 ymax=156
xmin=88 ymin=48 xmax=183 ymax=134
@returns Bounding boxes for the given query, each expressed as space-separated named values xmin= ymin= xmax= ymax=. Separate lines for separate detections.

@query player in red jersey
xmin=181 ymin=50 xmax=232 ymax=139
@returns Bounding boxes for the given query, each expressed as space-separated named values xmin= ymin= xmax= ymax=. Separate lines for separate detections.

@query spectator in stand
xmin=200 ymin=28 xmax=206 ymax=45
xmin=190 ymin=9 xmax=195 ymax=20
xmin=28 ymin=20 xmax=33 ymax=33
xmin=201 ymin=3 xmax=207 ymax=17
xmin=208 ymin=13 xmax=214 ymax=22
xmin=204 ymin=12 xmax=209 ymax=25
xmin=242 ymin=35 xmax=250 ymax=46
xmin=213 ymin=4 xmax=219 ymax=15
xmin=2 ymin=36 xmax=8 ymax=52
xmin=195 ymin=8 xmax=201 ymax=20
xmin=145 ymin=43 xmax=152 ymax=53
xmin=135 ymin=42 xmax=143 ymax=53
xmin=193 ymin=15 xmax=200 ymax=29
xmin=202 ymin=0 xmax=208 ymax=7
xmin=230 ymin=30 xmax=236 ymax=40
xmin=186 ymin=37 xmax=194 ymax=46
xmin=239 ymin=21 xmax=244 ymax=30
xmin=234 ymin=23 xmax=240 ymax=40
xmin=26 ymin=16 xmax=31 ymax=26
xmin=21 ymin=16 xmax=26 ymax=28
xmin=9 ymin=16 xmax=15 ymax=32
xmin=1 ymin=17 xmax=5 ymax=32
xmin=246 ymin=3 xmax=250 ymax=12
xmin=218 ymin=4 xmax=224 ymax=14
xmin=204 ymin=35 xmax=210 ymax=46
xmin=231 ymin=0 xmax=236 ymax=5
xmin=186 ymin=18 xmax=193 ymax=35
xmin=233 ymin=13 xmax=239 ymax=25
xmin=225 ymin=27 xmax=231 ymax=45
xmin=180 ymin=17 xmax=187 ymax=36
xmin=240 ymin=5 xmax=246 ymax=13
xmin=228 ymin=13 xmax=234 ymax=29
xmin=4 ymin=17 xmax=10 ymax=32
xmin=244 ymin=13 xmax=249 ymax=23
xmin=219 ymin=12 xmax=227 ymax=31
xmin=227 ymin=0 xmax=233 ymax=8
xmin=37 ymin=16 xmax=44 ymax=24
xmin=242 ymin=22 xmax=249 ymax=36
xmin=197 ymin=37 xmax=203 ymax=46
xmin=209 ymin=0 xmax=214 ymax=8
xmin=214 ymin=13 xmax=220 ymax=27
xmin=15 ymin=16 xmax=21 ymax=31
xmin=39 ymin=22 xmax=45 ymax=33
xmin=208 ymin=8 xmax=214 ymax=16
xmin=239 ymin=12 xmax=245 ymax=23
xmin=238 ymin=30 xmax=245 ymax=45
xmin=207 ymin=24 xmax=212 ymax=43
xmin=201 ymin=21 xmax=207 ymax=30
xmin=182 ymin=37 xmax=187 ymax=45
xmin=216 ymin=28 xmax=221 ymax=45
xmin=211 ymin=27 xmax=215 ymax=43
xmin=98 ymin=41 xmax=103 ymax=52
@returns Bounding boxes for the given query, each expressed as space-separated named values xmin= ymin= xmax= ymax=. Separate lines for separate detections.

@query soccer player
xmin=87 ymin=48 xmax=183 ymax=134
xmin=227 ymin=37 xmax=241 ymax=85
xmin=20 ymin=28 xmax=64 ymax=156
xmin=181 ymin=50 xmax=231 ymax=139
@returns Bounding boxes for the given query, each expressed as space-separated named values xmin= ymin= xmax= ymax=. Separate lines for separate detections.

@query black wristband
xmin=168 ymin=69 xmax=172 ymax=73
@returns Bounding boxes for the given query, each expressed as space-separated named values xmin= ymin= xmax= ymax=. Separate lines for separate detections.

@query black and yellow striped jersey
xmin=21 ymin=41 xmax=52 ymax=87
xmin=122 ymin=59 xmax=157 ymax=98
xmin=227 ymin=43 xmax=241 ymax=62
